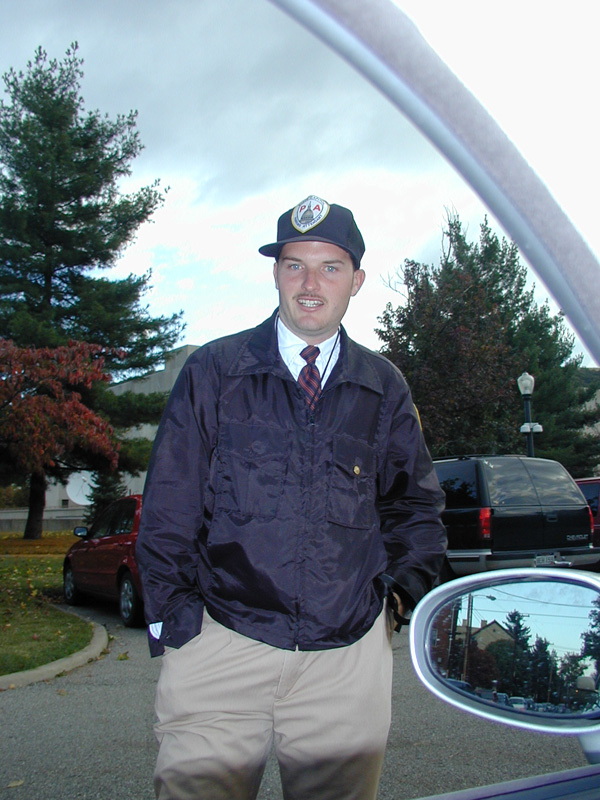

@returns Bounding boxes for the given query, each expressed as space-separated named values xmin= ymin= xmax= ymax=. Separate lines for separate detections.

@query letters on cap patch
xmin=291 ymin=195 xmax=330 ymax=234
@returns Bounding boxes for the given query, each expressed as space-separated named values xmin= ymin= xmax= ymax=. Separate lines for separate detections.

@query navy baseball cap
xmin=258 ymin=195 xmax=365 ymax=269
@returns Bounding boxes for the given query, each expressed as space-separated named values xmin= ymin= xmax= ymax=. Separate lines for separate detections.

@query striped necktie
xmin=298 ymin=345 xmax=321 ymax=410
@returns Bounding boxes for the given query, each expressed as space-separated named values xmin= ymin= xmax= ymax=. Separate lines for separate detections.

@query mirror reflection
xmin=428 ymin=580 xmax=600 ymax=717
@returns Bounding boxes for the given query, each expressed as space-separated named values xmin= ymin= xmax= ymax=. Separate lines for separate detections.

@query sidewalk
xmin=0 ymin=617 xmax=108 ymax=690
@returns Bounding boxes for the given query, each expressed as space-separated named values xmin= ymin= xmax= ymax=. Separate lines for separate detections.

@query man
xmin=136 ymin=195 xmax=446 ymax=800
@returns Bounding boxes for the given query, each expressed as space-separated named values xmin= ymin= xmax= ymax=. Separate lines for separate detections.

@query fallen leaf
xmin=8 ymin=779 xmax=25 ymax=788
xmin=117 ymin=651 xmax=129 ymax=661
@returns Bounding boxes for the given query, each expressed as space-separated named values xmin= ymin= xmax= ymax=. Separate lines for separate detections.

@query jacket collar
xmin=227 ymin=309 xmax=384 ymax=395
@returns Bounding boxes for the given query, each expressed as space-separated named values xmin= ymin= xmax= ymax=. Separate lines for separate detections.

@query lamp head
xmin=517 ymin=372 xmax=535 ymax=396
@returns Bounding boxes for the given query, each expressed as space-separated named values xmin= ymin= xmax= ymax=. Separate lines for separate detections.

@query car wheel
xmin=63 ymin=564 xmax=81 ymax=605
xmin=119 ymin=572 xmax=143 ymax=627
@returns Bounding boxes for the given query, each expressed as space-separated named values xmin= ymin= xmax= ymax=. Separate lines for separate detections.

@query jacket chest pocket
xmin=327 ymin=435 xmax=377 ymax=529
xmin=216 ymin=422 xmax=291 ymax=520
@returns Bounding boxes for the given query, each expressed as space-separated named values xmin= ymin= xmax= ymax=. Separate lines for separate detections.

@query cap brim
xmin=258 ymin=236 xmax=359 ymax=265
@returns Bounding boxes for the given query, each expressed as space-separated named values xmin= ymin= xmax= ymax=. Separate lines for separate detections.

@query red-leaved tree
xmin=0 ymin=339 xmax=120 ymax=538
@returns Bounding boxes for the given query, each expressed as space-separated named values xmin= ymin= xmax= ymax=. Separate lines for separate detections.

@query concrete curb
xmin=0 ymin=620 xmax=109 ymax=690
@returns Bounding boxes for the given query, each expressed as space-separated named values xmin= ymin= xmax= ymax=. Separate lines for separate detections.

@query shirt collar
xmin=227 ymin=310 xmax=383 ymax=396
xmin=276 ymin=316 xmax=340 ymax=384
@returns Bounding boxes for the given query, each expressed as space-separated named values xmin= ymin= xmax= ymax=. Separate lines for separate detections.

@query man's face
xmin=274 ymin=241 xmax=365 ymax=344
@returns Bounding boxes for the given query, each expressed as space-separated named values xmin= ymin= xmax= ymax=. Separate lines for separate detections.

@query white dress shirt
xmin=276 ymin=316 xmax=340 ymax=388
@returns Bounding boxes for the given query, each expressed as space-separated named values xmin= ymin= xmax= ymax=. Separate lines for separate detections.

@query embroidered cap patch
xmin=291 ymin=195 xmax=330 ymax=233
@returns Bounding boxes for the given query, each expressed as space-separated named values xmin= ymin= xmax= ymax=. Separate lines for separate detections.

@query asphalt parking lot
xmin=0 ymin=601 xmax=588 ymax=800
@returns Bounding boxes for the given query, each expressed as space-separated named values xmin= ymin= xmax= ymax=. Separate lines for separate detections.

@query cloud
xmin=2 ymin=0 xmax=596 ymax=362
xmin=114 ymin=162 xmax=489 ymax=350
xmin=0 ymin=0 xmax=440 ymax=206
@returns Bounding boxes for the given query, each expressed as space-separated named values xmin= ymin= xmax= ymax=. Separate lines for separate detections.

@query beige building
xmin=108 ymin=344 xmax=198 ymax=495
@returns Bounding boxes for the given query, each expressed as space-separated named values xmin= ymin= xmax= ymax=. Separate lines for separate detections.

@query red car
xmin=576 ymin=477 xmax=600 ymax=548
xmin=63 ymin=494 xmax=144 ymax=627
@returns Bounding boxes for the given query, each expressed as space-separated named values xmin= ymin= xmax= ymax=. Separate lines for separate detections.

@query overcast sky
xmin=1 ymin=0 xmax=598 ymax=364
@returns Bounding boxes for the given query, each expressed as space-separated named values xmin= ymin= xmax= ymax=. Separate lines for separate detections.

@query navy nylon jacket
xmin=136 ymin=311 xmax=446 ymax=656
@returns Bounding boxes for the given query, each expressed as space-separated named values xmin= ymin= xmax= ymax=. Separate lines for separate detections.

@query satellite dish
xmin=66 ymin=472 xmax=94 ymax=506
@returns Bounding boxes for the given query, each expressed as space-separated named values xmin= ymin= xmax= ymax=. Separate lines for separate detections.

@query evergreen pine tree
xmin=0 ymin=45 xmax=184 ymax=536
xmin=377 ymin=214 xmax=600 ymax=474
xmin=84 ymin=470 xmax=128 ymax=525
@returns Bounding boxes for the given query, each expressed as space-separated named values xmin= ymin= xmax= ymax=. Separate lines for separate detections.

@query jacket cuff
xmin=379 ymin=573 xmax=413 ymax=630
xmin=379 ymin=573 xmax=415 ymax=612
xmin=148 ymin=630 xmax=165 ymax=657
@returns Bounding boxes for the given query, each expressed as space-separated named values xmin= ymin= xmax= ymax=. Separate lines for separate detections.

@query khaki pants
xmin=154 ymin=608 xmax=394 ymax=800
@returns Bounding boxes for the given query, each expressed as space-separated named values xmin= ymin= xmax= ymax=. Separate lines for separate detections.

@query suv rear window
xmin=434 ymin=460 xmax=478 ymax=508
xmin=482 ymin=458 xmax=538 ymax=506
xmin=524 ymin=459 xmax=585 ymax=504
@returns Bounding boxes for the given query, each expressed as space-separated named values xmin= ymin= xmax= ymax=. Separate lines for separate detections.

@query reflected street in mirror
xmin=428 ymin=579 xmax=600 ymax=718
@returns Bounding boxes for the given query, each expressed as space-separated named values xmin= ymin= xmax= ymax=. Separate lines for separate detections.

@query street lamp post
xmin=517 ymin=372 xmax=543 ymax=457
xmin=461 ymin=593 xmax=473 ymax=683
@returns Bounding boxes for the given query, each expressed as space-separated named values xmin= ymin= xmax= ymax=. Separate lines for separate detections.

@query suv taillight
xmin=588 ymin=506 xmax=597 ymax=545
xmin=479 ymin=507 xmax=492 ymax=540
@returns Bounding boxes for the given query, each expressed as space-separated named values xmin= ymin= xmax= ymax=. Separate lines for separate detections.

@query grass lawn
xmin=0 ymin=531 xmax=95 ymax=677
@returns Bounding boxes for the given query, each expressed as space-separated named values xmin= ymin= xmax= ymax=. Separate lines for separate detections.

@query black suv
xmin=433 ymin=455 xmax=597 ymax=579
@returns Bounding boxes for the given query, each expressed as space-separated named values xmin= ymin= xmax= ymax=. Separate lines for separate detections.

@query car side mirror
xmin=73 ymin=526 xmax=89 ymax=538
xmin=409 ymin=568 xmax=600 ymax=764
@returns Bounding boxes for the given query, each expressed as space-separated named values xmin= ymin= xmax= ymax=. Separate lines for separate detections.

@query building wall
xmin=106 ymin=344 xmax=198 ymax=495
